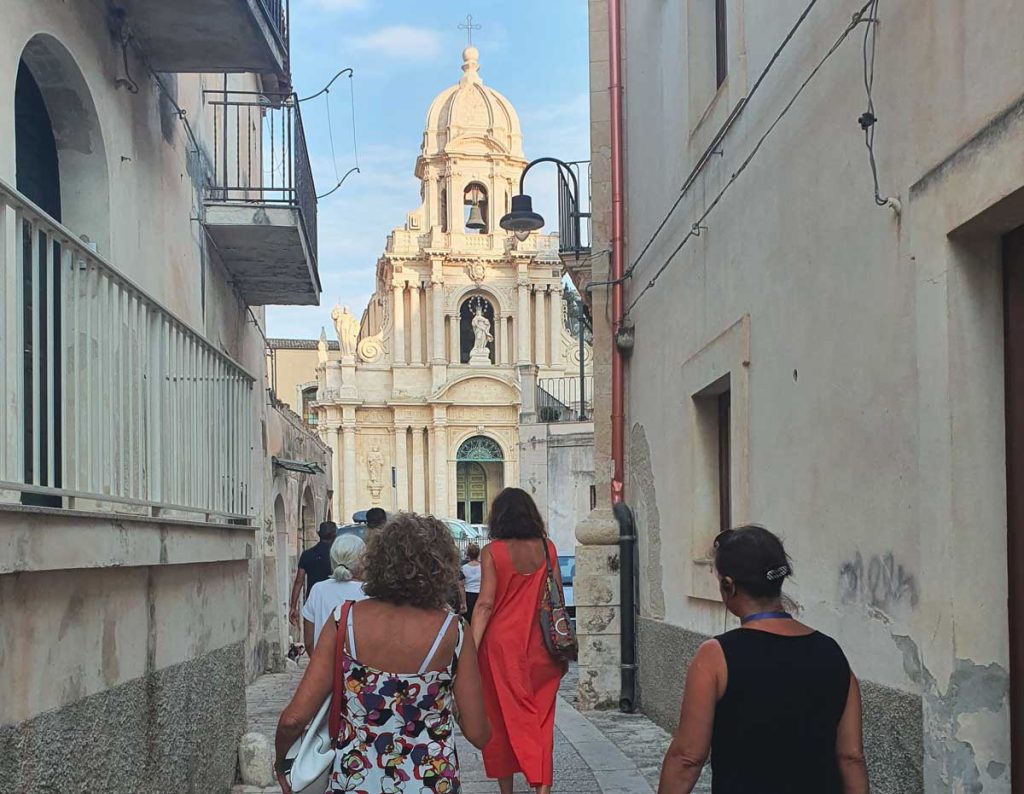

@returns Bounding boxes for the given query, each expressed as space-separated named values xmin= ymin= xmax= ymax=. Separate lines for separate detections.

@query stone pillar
xmin=328 ymin=422 xmax=343 ymax=522
xmin=409 ymin=283 xmax=422 ymax=364
xmin=431 ymin=278 xmax=445 ymax=363
xmin=392 ymin=284 xmax=406 ymax=365
xmin=432 ymin=418 xmax=449 ymax=516
xmin=517 ymin=276 xmax=531 ymax=365
xmin=494 ymin=314 xmax=503 ymax=365
xmin=342 ymin=418 xmax=357 ymax=523
xmin=449 ymin=315 xmax=461 ymax=364
xmin=502 ymin=458 xmax=515 ymax=492
xmin=549 ymin=287 xmax=562 ymax=367
xmin=411 ymin=427 xmax=426 ymax=512
xmin=394 ymin=425 xmax=409 ymax=512
xmin=518 ymin=364 xmax=538 ymax=422
xmin=535 ymin=289 xmax=547 ymax=366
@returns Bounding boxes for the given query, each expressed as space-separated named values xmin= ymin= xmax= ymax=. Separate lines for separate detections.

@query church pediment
xmin=433 ymin=373 xmax=520 ymax=404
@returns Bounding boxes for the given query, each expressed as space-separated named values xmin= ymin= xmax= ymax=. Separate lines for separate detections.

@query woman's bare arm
xmin=275 ymin=619 xmax=337 ymax=775
xmin=452 ymin=625 xmax=491 ymax=749
xmin=657 ymin=640 xmax=723 ymax=793
xmin=302 ymin=619 xmax=315 ymax=653
xmin=470 ymin=545 xmax=498 ymax=648
xmin=836 ymin=673 xmax=869 ymax=794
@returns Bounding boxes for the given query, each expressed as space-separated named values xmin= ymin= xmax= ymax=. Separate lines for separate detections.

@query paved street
xmin=232 ymin=664 xmax=701 ymax=794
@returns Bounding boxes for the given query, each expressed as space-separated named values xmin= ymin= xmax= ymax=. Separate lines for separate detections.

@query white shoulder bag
xmin=282 ymin=601 xmax=350 ymax=793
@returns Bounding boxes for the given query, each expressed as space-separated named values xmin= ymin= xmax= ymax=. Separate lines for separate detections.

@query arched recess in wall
xmin=455 ymin=434 xmax=505 ymax=524
xmin=273 ymin=494 xmax=289 ymax=615
xmin=300 ymin=486 xmax=316 ymax=547
xmin=459 ymin=294 xmax=496 ymax=364
xmin=17 ymin=34 xmax=111 ymax=252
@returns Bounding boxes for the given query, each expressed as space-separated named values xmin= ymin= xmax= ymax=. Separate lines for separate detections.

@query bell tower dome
xmin=415 ymin=46 xmax=527 ymax=237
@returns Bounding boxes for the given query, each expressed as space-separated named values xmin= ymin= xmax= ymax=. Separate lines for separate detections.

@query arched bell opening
xmin=463 ymin=182 xmax=488 ymax=233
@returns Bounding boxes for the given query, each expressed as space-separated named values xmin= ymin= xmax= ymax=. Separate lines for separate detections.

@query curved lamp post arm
xmin=316 ymin=166 xmax=360 ymax=200
xmin=518 ymin=157 xmax=580 ymax=208
xmin=298 ymin=68 xmax=354 ymax=103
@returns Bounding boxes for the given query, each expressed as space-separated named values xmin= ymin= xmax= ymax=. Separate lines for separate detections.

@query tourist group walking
xmin=274 ymin=493 xmax=867 ymax=793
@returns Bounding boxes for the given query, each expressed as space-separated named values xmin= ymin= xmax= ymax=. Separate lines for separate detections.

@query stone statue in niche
xmin=367 ymin=442 xmax=385 ymax=486
xmin=470 ymin=305 xmax=493 ymax=365
xmin=332 ymin=304 xmax=360 ymax=359
xmin=317 ymin=327 xmax=329 ymax=364
xmin=366 ymin=441 xmax=386 ymax=505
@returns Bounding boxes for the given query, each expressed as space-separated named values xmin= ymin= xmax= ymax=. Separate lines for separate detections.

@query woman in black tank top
xmin=657 ymin=526 xmax=868 ymax=794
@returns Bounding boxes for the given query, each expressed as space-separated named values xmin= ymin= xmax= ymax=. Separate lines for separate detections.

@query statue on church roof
xmin=317 ymin=326 xmax=329 ymax=364
xmin=332 ymin=303 xmax=360 ymax=360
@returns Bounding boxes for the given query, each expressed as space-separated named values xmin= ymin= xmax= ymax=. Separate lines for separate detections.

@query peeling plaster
xmin=894 ymin=635 xmax=1010 ymax=791
xmin=628 ymin=423 xmax=665 ymax=619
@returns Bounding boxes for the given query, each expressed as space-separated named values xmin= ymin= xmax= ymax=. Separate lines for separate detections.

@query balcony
xmin=537 ymin=376 xmax=594 ymax=423
xmin=0 ymin=179 xmax=254 ymax=521
xmin=203 ymin=90 xmax=320 ymax=306
xmin=113 ymin=0 xmax=288 ymax=79
xmin=556 ymin=161 xmax=593 ymax=294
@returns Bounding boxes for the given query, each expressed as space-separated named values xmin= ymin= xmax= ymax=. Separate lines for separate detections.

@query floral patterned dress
xmin=330 ymin=602 xmax=464 ymax=793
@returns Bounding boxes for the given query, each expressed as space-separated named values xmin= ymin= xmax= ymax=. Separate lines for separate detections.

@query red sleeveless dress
xmin=478 ymin=539 xmax=564 ymax=786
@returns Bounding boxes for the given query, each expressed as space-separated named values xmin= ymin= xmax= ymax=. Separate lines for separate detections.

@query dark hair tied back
xmin=714 ymin=525 xmax=792 ymax=600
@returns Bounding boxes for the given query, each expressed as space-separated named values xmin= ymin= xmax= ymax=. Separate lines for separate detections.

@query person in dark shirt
xmin=365 ymin=507 xmax=387 ymax=532
xmin=657 ymin=525 xmax=868 ymax=794
xmin=288 ymin=521 xmax=336 ymax=625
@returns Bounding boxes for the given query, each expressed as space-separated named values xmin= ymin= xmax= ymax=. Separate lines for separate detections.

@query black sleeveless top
xmin=710 ymin=628 xmax=851 ymax=794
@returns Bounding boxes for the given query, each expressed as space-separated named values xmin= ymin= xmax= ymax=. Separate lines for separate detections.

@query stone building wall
xmin=606 ymin=0 xmax=1023 ymax=789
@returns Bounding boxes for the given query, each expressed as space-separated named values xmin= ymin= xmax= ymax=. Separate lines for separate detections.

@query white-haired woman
xmin=301 ymin=533 xmax=367 ymax=650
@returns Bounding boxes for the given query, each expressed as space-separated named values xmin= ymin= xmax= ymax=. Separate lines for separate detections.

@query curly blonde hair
xmin=362 ymin=513 xmax=459 ymax=609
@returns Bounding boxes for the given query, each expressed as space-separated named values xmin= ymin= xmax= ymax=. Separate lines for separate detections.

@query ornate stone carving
xmin=357 ymin=296 xmax=391 ymax=364
xmin=469 ymin=306 xmax=493 ymax=365
xmin=467 ymin=261 xmax=486 ymax=283
xmin=317 ymin=327 xmax=329 ymax=365
xmin=366 ymin=441 xmax=386 ymax=505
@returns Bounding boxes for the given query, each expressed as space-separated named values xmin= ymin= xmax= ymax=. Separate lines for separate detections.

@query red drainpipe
xmin=608 ymin=0 xmax=626 ymax=504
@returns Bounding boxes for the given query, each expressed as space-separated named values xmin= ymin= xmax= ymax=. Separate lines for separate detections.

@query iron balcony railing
xmin=537 ymin=376 xmax=594 ymax=423
xmin=0 ymin=178 xmax=254 ymax=521
xmin=205 ymin=89 xmax=318 ymax=262
xmin=256 ymin=0 xmax=290 ymax=56
xmin=557 ymin=160 xmax=591 ymax=257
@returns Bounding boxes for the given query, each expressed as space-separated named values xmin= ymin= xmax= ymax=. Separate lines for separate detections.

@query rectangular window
xmin=715 ymin=0 xmax=728 ymax=88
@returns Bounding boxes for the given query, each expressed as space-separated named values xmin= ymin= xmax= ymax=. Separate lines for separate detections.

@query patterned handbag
xmin=539 ymin=541 xmax=578 ymax=662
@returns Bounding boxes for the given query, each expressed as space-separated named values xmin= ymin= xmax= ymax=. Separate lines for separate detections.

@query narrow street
xmin=232 ymin=665 xmax=700 ymax=794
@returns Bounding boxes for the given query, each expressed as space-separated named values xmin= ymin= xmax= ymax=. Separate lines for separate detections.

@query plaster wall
xmin=520 ymin=421 xmax=594 ymax=555
xmin=615 ymin=0 xmax=1022 ymax=788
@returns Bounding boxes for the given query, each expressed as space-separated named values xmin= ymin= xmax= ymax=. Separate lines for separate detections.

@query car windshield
xmin=558 ymin=556 xmax=575 ymax=582
xmin=443 ymin=519 xmax=472 ymax=540
xmin=337 ymin=524 xmax=366 ymax=540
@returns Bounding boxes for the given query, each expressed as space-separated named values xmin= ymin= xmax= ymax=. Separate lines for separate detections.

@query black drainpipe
xmin=614 ymin=501 xmax=637 ymax=713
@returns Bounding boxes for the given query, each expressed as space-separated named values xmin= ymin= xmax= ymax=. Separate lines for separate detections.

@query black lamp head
xmin=499 ymin=194 xmax=545 ymax=239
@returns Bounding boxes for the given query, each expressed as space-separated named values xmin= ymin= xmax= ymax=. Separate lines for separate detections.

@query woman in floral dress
xmin=275 ymin=513 xmax=490 ymax=793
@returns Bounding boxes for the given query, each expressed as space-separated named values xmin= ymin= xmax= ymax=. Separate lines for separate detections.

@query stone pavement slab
xmin=231 ymin=663 xmax=691 ymax=793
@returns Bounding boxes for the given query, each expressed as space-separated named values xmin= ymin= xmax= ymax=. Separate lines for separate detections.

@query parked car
xmin=470 ymin=523 xmax=488 ymax=539
xmin=558 ymin=555 xmax=576 ymax=622
xmin=336 ymin=522 xmax=367 ymax=540
xmin=442 ymin=518 xmax=478 ymax=540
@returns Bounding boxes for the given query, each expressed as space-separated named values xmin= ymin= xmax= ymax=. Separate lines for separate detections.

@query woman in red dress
xmin=472 ymin=487 xmax=567 ymax=794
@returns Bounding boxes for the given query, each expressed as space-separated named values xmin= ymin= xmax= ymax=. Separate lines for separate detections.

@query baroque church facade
xmin=314 ymin=46 xmax=589 ymax=523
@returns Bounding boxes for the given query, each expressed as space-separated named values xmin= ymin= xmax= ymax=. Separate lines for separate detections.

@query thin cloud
xmin=349 ymin=26 xmax=443 ymax=61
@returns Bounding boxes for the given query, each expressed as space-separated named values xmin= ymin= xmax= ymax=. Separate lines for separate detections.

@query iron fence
xmin=205 ymin=88 xmax=318 ymax=264
xmin=256 ymin=0 xmax=289 ymax=52
xmin=557 ymin=160 xmax=591 ymax=257
xmin=537 ymin=376 xmax=594 ymax=423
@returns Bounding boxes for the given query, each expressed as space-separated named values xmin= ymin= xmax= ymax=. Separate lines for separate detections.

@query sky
xmin=266 ymin=0 xmax=591 ymax=339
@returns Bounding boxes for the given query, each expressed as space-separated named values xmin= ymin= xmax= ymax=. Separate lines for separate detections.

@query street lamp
xmin=500 ymin=157 xmax=584 ymax=249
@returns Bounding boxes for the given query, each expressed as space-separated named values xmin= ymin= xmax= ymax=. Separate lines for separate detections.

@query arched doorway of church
xmin=455 ymin=435 xmax=504 ymax=523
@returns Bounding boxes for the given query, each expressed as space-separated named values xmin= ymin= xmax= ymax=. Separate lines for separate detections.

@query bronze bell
xmin=466 ymin=202 xmax=486 ymax=231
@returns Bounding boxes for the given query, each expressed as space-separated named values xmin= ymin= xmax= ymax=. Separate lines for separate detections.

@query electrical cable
xmin=117 ymin=35 xmax=140 ymax=94
xmin=304 ymin=69 xmax=361 ymax=198
xmin=622 ymin=0 xmax=822 ymax=283
xmin=623 ymin=0 xmax=878 ymax=317
xmin=860 ymin=0 xmax=890 ymax=207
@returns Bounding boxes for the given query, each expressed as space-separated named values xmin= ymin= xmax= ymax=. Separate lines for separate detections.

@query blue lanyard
xmin=741 ymin=610 xmax=792 ymax=624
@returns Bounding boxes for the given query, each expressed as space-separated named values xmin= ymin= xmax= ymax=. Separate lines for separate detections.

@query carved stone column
xmin=409 ymin=283 xmax=422 ymax=365
xmin=535 ymin=289 xmax=547 ymax=367
xmin=432 ymin=413 xmax=449 ymax=516
xmin=411 ymin=427 xmax=426 ymax=512
xmin=449 ymin=315 xmax=461 ymax=363
xmin=393 ymin=424 xmax=409 ymax=512
xmin=341 ymin=413 xmax=357 ymax=522
xmin=431 ymin=274 xmax=445 ymax=363
xmin=392 ymin=283 xmax=406 ymax=365
xmin=517 ymin=271 xmax=531 ymax=365
xmin=549 ymin=286 xmax=562 ymax=367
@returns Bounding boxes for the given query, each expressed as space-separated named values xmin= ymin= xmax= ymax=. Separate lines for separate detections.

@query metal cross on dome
xmin=458 ymin=14 xmax=482 ymax=46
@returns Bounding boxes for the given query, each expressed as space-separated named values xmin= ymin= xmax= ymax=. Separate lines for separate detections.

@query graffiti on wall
xmin=838 ymin=551 xmax=918 ymax=609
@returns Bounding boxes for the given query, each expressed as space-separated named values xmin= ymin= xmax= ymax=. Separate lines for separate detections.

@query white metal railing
xmin=0 ymin=178 xmax=254 ymax=521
